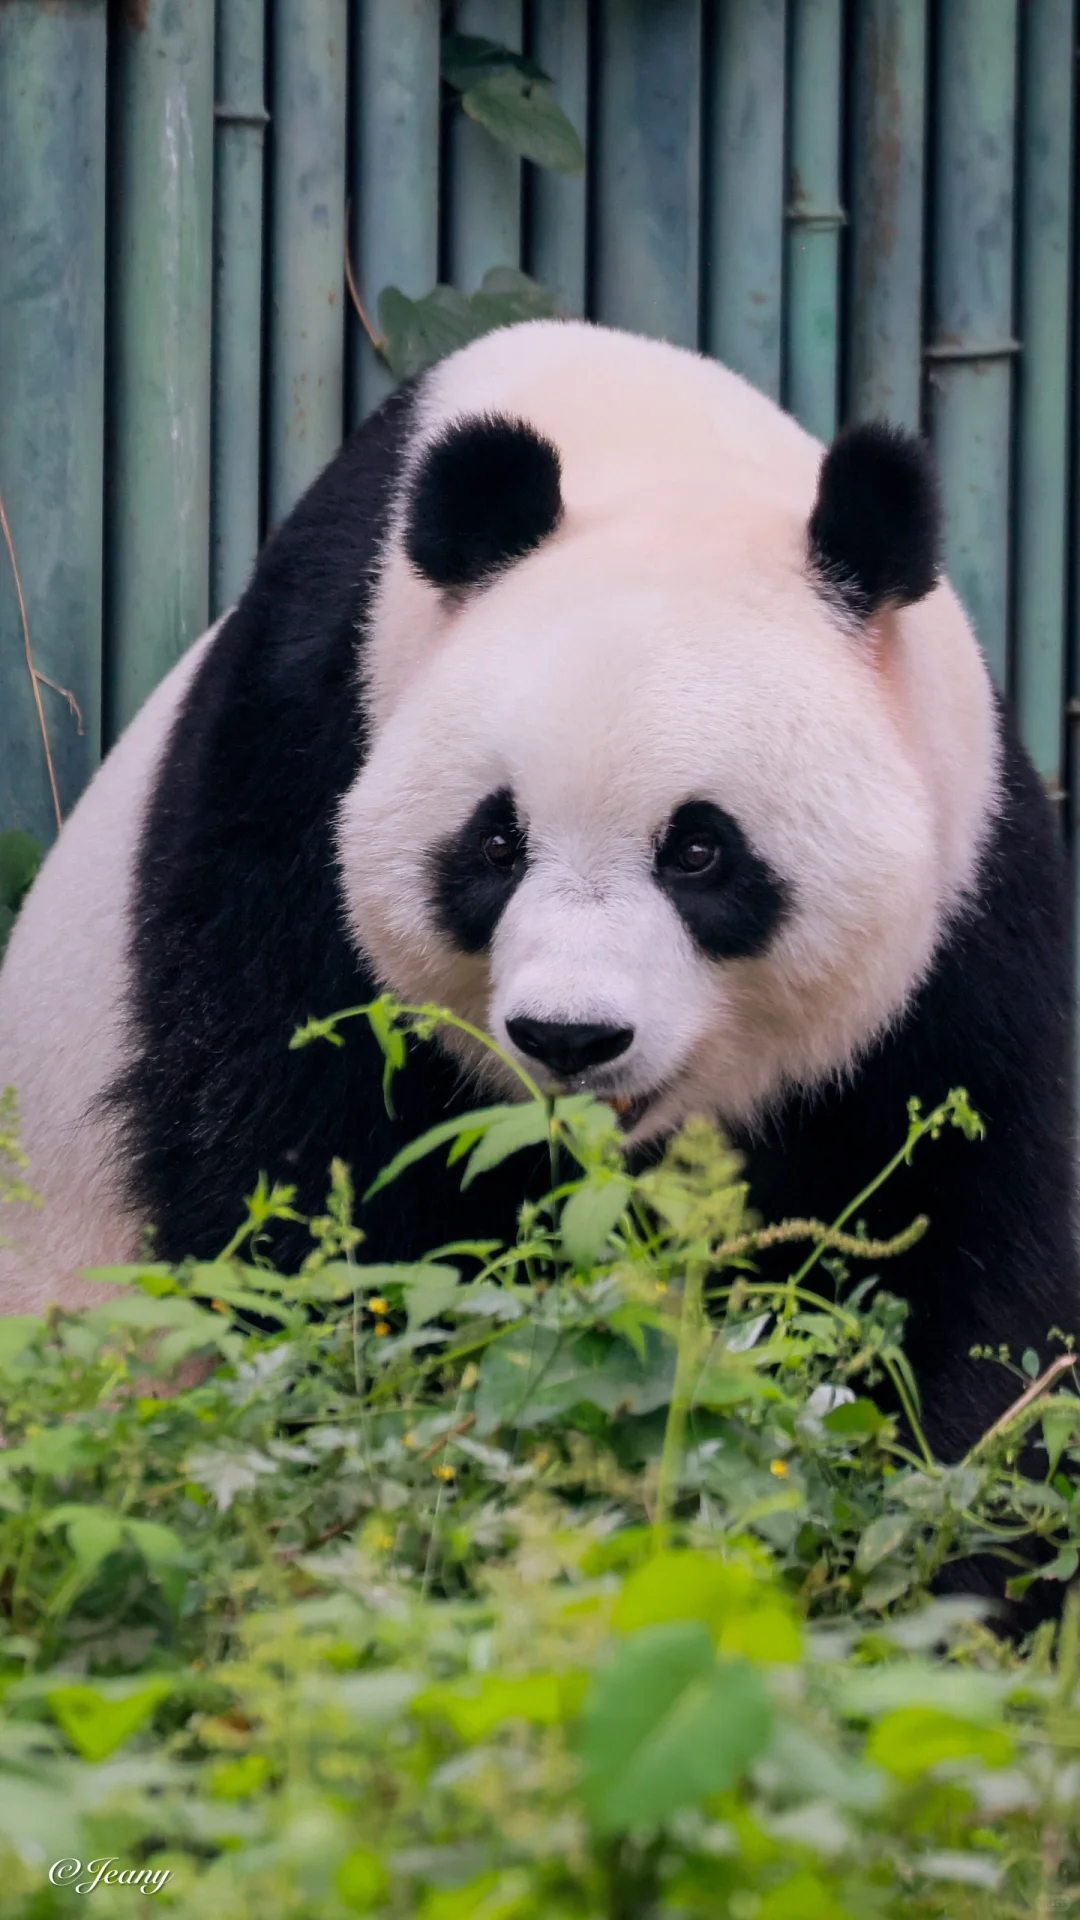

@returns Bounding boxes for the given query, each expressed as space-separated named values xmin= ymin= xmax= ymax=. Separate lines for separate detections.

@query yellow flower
xmin=402 ymin=1431 xmax=416 ymax=1449
xmin=433 ymin=1463 xmax=455 ymax=1482
xmin=374 ymin=1320 xmax=390 ymax=1337
xmin=368 ymin=1296 xmax=390 ymax=1315
xmin=769 ymin=1458 xmax=789 ymax=1478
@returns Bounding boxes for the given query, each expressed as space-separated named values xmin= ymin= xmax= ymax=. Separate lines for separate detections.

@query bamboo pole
xmin=784 ymin=0 xmax=844 ymax=441
xmin=1014 ymin=0 xmax=1076 ymax=796
xmin=527 ymin=0 xmax=590 ymax=316
xmin=211 ymin=0 xmax=268 ymax=615
xmin=926 ymin=0 xmax=1019 ymax=690
xmin=0 ymin=0 xmax=106 ymax=842
xmin=350 ymin=0 xmax=441 ymax=423
xmin=703 ymin=0 xmax=787 ymax=398
xmin=105 ymin=0 xmax=215 ymax=740
xmin=591 ymin=0 xmax=703 ymax=346
xmin=846 ymin=0 xmax=928 ymax=428
xmin=266 ymin=0 xmax=348 ymax=528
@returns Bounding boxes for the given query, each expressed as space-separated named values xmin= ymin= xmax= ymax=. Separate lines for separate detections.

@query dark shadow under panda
xmin=0 ymin=322 xmax=1076 ymax=1626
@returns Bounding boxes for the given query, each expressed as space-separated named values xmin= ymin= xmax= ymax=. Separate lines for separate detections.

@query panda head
xmin=338 ymin=324 xmax=996 ymax=1136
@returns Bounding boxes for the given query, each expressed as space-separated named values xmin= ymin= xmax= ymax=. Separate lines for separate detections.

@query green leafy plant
xmin=1 ymin=998 xmax=1080 ymax=1915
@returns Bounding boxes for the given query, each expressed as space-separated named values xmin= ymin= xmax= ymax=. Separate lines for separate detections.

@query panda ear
xmin=404 ymin=413 xmax=564 ymax=591
xmin=807 ymin=422 xmax=941 ymax=621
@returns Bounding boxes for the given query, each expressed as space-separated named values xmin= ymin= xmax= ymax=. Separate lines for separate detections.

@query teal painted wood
xmin=927 ymin=0 xmax=1019 ymax=690
xmin=211 ymin=0 xmax=267 ymax=615
xmin=784 ymin=0 xmax=844 ymax=442
xmin=351 ymin=0 xmax=441 ymax=424
xmin=266 ymin=0 xmax=348 ymax=527
xmin=448 ymin=0 xmax=524 ymax=289
xmin=1014 ymin=0 xmax=1075 ymax=796
xmin=704 ymin=0 xmax=787 ymax=399
xmin=592 ymin=0 xmax=703 ymax=346
xmin=527 ymin=0 xmax=590 ymax=315
xmin=0 ymin=0 xmax=106 ymax=846
xmin=846 ymin=0 xmax=928 ymax=428
xmin=105 ymin=0 xmax=215 ymax=740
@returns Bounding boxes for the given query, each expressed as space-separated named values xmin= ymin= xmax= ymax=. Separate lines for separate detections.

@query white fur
xmin=339 ymin=320 xmax=999 ymax=1136
xmin=0 ymin=629 xmax=218 ymax=1310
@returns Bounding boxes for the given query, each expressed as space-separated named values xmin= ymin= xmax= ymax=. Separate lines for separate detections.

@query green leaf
xmin=43 ymin=1504 xmax=187 ymax=1578
xmin=336 ymin=1848 xmax=389 ymax=1914
xmin=0 ymin=902 xmax=15 ymax=963
xmin=1022 ymin=1347 xmax=1040 ymax=1379
xmin=839 ymin=1663 xmax=1010 ymax=1722
xmin=415 ymin=1671 xmax=584 ymax=1742
xmin=560 ymin=1175 xmax=632 ymax=1266
xmin=43 ymin=1504 xmax=126 ymax=1573
xmin=46 ymin=1678 xmax=175 ymax=1763
xmin=470 ymin=264 xmax=562 ymax=327
xmin=613 ymin=1551 xmax=802 ymax=1663
xmin=398 ymin=1262 xmax=461 ymax=1331
xmin=377 ymin=283 xmax=485 ymax=381
xmin=865 ymin=1705 xmax=1013 ymax=1779
xmin=378 ymin=267 xmax=560 ymax=381
xmin=363 ymin=1102 xmax=528 ymax=1200
xmin=822 ymin=1397 xmax=889 ymax=1438
xmin=1037 ymin=1543 xmax=1079 ymax=1582
xmin=580 ymin=1622 xmax=772 ymax=1834
xmin=0 ymin=1316 xmax=40 ymax=1366
xmin=462 ymin=1101 xmax=553 ymax=1185
xmin=441 ymin=32 xmax=551 ymax=92
xmin=1041 ymin=1396 xmax=1080 ymax=1476
xmin=855 ymin=1513 xmax=911 ymax=1573
xmin=474 ymin=1325 xmax=675 ymax=1434
xmin=0 ymin=828 xmax=40 ymax=913
xmin=462 ymin=70 xmax=586 ymax=175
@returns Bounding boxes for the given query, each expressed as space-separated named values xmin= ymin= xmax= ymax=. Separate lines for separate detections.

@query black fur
xmin=808 ymin=423 xmax=941 ymax=619
xmin=733 ymin=704 xmax=1079 ymax=1623
xmin=113 ymin=385 xmax=547 ymax=1269
xmin=405 ymin=415 xmax=563 ymax=590
xmin=430 ymin=787 xmax=528 ymax=953
xmin=655 ymin=800 xmax=789 ymax=960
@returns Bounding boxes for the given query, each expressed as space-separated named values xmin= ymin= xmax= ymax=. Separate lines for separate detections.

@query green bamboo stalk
xmin=211 ymin=0 xmax=267 ymax=615
xmin=447 ymin=0 xmax=524 ymax=290
xmin=527 ymin=0 xmax=590 ymax=316
xmin=846 ymin=0 xmax=928 ymax=428
xmin=784 ymin=0 xmax=844 ymax=440
xmin=1013 ymin=0 xmax=1075 ymax=797
xmin=0 ymin=0 xmax=107 ymax=841
xmin=105 ymin=0 xmax=215 ymax=740
xmin=704 ymin=0 xmax=787 ymax=398
xmin=350 ymin=0 xmax=441 ymax=423
xmin=927 ymin=0 xmax=1019 ymax=690
xmin=266 ymin=0 xmax=348 ymax=528
xmin=592 ymin=0 xmax=703 ymax=346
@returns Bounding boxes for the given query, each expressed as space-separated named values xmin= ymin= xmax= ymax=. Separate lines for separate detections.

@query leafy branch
xmin=349 ymin=33 xmax=584 ymax=381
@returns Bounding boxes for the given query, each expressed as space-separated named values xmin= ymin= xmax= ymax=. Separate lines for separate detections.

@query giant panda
xmin=0 ymin=318 xmax=1076 ymax=1482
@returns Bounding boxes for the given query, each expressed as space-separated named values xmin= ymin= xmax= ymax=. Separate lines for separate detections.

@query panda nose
xmin=505 ymin=1017 xmax=635 ymax=1078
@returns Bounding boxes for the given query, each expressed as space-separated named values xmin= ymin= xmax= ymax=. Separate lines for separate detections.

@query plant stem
xmin=654 ymin=1255 xmax=708 ymax=1546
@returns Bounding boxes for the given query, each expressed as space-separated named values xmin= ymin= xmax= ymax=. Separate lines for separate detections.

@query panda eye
xmin=662 ymin=831 xmax=721 ymax=878
xmin=481 ymin=827 xmax=523 ymax=872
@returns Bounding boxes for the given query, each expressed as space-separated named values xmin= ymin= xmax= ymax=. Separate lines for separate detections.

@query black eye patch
xmin=429 ymin=787 xmax=528 ymax=953
xmin=655 ymin=800 xmax=789 ymax=960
